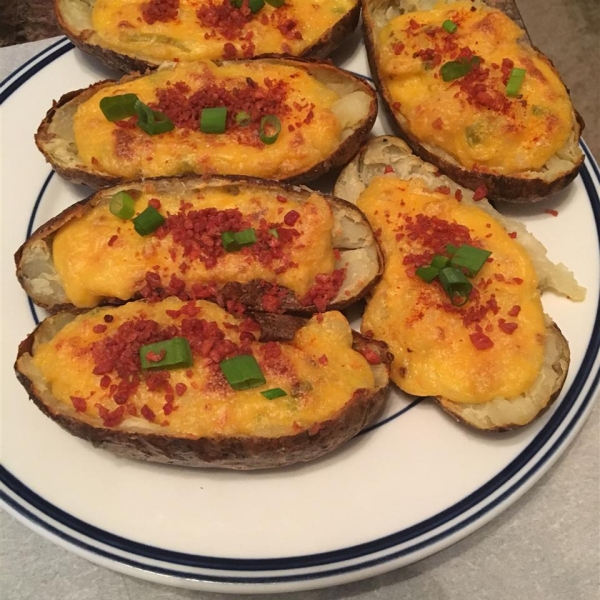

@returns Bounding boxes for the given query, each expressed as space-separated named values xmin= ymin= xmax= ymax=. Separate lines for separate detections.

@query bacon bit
xmin=384 ymin=165 xmax=394 ymax=174
xmin=469 ymin=331 xmax=494 ymax=350
xmin=93 ymin=324 xmax=107 ymax=334
xmin=363 ymin=330 xmax=374 ymax=338
xmin=145 ymin=349 xmax=166 ymax=363
xmin=148 ymin=198 xmax=162 ymax=210
xmin=508 ymin=231 xmax=517 ymax=238
xmin=432 ymin=117 xmax=443 ymax=130
xmin=472 ymin=184 xmax=488 ymax=201
xmin=141 ymin=404 xmax=156 ymax=422
xmin=96 ymin=404 xmax=126 ymax=428
xmin=545 ymin=209 xmax=559 ymax=217
xmin=408 ymin=18 xmax=420 ymax=30
xmin=512 ymin=277 xmax=524 ymax=285
xmin=141 ymin=0 xmax=179 ymax=24
xmin=508 ymin=305 xmax=521 ymax=317
xmin=100 ymin=375 xmax=111 ymax=389
xmin=284 ymin=210 xmax=300 ymax=226
xmin=261 ymin=285 xmax=288 ymax=313
xmin=70 ymin=396 xmax=87 ymax=412
xmin=300 ymin=268 xmax=346 ymax=312
xmin=454 ymin=189 xmax=463 ymax=201
xmin=333 ymin=248 xmax=341 ymax=261
xmin=163 ymin=402 xmax=174 ymax=415
xmin=434 ymin=185 xmax=451 ymax=195
xmin=104 ymin=315 xmax=114 ymax=323
xmin=108 ymin=235 xmax=118 ymax=247
xmin=360 ymin=348 xmax=381 ymax=365
xmin=276 ymin=194 xmax=288 ymax=203
xmin=392 ymin=41 xmax=405 ymax=54
xmin=498 ymin=319 xmax=518 ymax=334
xmin=318 ymin=354 xmax=328 ymax=365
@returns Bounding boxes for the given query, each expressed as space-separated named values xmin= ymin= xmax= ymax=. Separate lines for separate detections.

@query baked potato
xmin=15 ymin=298 xmax=391 ymax=469
xmin=55 ymin=0 xmax=361 ymax=72
xmin=361 ymin=0 xmax=584 ymax=202
xmin=335 ymin=136 xmax=585 ymax=431
xmin=15 ymin=176 xmax=382 ymax=314
xmin=35 ymin=58 xmax=377 ymax=188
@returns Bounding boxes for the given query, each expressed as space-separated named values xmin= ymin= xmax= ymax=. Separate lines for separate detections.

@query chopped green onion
xmin=446 ymin=244 xmax=459 ymax=256
xmin=259 ymin=114 xmax=281 ymax=144
xmin=221 ymin=228 xmax=257 ymax=251
xmin=266 ymin=0 xmax=285 ymax=6
xmin=109 ymin=191 xmax=135 ymax=220
xmin=440 ymin=57 xmax=479 ymax=82
xmin=99 ymin=93 xmax=138 ymax=122
xmin=269 ymin=228 xmax=279 ymax=238
xmin=134 ymin=100 xmax=174 ymax=135
xmin=220 ymin=355 xmax=266 ymax=390
xmin=449 ymin=244 xmax=492 ymax=277
xmin=415 ymin=265 xmax=439 ymax=283
xmin=430 ymin=254 xmax=450 ymax=270
xmin=506 ymin=67 xmax=526 ymax=97
xmin=442 ymin=19 xmax=457 ymax=33
xmin=248 ymin=0 xmax=265 ymax=12
xmin=132 ymin=206 xmax=165 ymax=236
xmin=139 ymin=338 xmax=193 ymax=370
xmin=438 ymin=267 xmax=472 ymax=306
xmin=200 ymin=107 xmax=228 ymax=134
xmin=261 ymin=388 xmax=287 ymax=399
xmin=235 ymin=111 xmax=251 ymax=126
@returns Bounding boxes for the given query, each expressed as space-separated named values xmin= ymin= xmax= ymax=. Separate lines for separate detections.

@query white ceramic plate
xmin=1 ymin=36 xmax=599 ymax=594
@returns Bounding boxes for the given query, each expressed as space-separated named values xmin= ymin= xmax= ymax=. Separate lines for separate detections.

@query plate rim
xmin=1 ymin=38 xmax=599 ymax=593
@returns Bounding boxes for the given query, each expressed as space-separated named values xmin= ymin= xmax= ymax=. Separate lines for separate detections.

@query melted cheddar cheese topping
xmin=52 ymin=185 xmax=336 ymax=307
xmin=91 ymin=0 xmax=357 ymax=62
xmin=73 ymin=61 xmax=343 ymax=180
xmin=358 ymin=176 xmax=545 ymax=404
xmin=378 ymin=2 xmax=574 ymax=174
xmin=32 ymin=299 xmax=375 ymax=437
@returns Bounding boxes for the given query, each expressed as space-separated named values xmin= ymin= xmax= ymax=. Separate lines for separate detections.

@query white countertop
xmin=2 ymin=35 xmax=599 ymax=600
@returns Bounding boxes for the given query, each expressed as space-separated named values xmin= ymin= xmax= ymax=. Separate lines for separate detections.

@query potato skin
xmin=15 ymin=315 xmax=392 ymax=470
xmin=360 ymin=0 xmax=585 ymax=203
xmin=34 ymin=59 xmax=378 ymax=188
xmin=55 ymin=0 xmax=361 ymax=72
xmin=15 ymin=175 xmax=384 ymax=314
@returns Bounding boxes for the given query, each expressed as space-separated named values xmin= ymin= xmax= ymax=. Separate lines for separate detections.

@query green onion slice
xmin=440 ymin=57 xmax=479 ymax=82
xmin=200 ymin=107 xmax=228 ymax=134
xmin=446 ymin=244 xmax=459 ymax=256
xmin=430 ymin=254 xmax=450 ymax=270
xmin=259 ymin=114 xmax=281 ymax=144
xmin=506 ymin=67 xmax=526 ymax=97
xmin=449 ymin=244 xmax=492 ymax=277
xmin=222 ymin=228 xmax=257 ymax=251
xmin=261 ymin=387 xmax=287 ymax=399
xmin=220 ymin=355 xmax=266 ymax=390
xmin=139 ymin=337 xmax=193 ymax=370
xmin=438 ymin=267 xmax=472 ymax=306
xmin=442 ymin=19 xmax=457 ymax=33
xmin=132 ymin=206 xmax=166 ymax=236
xmin=269 ymin=228 xmax=279 ymax=238
xmin=235 ymin=111 xmax=251 ymax=126
xmin=415 ymin=265 xmax=439 ymax=283
xmin=248 ymin=0 xmax=265 ymax=12
xmin=109 ymin=191 xmax=135 ymax=220
xmin=134 ymin=100 xmax=174 ymax=135
xmin=99 ymin=93 xmax=138 ymax=122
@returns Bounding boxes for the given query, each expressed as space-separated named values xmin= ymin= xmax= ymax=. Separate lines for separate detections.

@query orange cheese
xmin=358 ymin=176 xmax=545 ymax=404
xmin=52 ymin=185 xmax=337 ymax=307
xmin=378 ymin=1 xmax=574 ymax=174
xmin=91 ymin=0 xmax=358 ymax=62
xmin=73 ymin=61 xmax=344 ymax=180
xmin=31 ymin=300 xmax=375 ymax=437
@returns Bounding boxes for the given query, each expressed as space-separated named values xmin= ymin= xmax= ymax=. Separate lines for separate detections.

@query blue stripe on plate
xmin=3 ymin=42 xmax=599 ymax=583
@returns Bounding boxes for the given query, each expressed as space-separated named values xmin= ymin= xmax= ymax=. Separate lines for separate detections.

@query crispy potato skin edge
xmin=14 ymin=175 xmax=384 ymax=314
xmin=34 ymin=59 xmax=377 ymax=188
xmin=360 ymin=0 xmax=585 ymax=203
xmin=54 ymin=0 xmax=361 ymax=72
xmin=15 ymin=319 xmax=392 ymax=470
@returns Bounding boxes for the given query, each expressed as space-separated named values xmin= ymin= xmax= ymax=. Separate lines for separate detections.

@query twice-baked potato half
xmin=361 ymin=0 xmax=584 ymax=202
xmin=16 ymin=176 xmax=382 ymax=314
xmin=15 ymin=298 xmax=391 ymax=469
xmin=56 ymin=0 xmax=361 ymax=72
xmin=335 ymin=136 xmax=585 ymax=431
xmin=35 ymin=58 xmax=377 ymax=187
